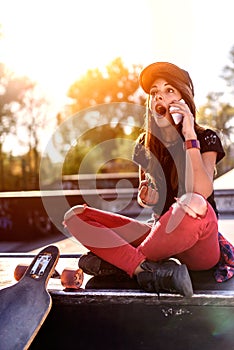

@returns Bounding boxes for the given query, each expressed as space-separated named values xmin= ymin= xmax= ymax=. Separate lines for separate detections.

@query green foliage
xmin=221 ymin=46 xmax=234 ymax=89
xmin=2 ymin=49 xmax=234 ymax=190
xmin=197 ymin=46 xmax=234 ymax=176
xmin=0 ymin=63 xmax=36 ymax=190
xmin=67 ymin=57 xmax=145 ymax=114
xmin=62 ymin=122 xmax=141 ymax=175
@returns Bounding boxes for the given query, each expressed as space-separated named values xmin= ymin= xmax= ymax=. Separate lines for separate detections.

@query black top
xmin=133 ymin=129 xmax=225 ymax=218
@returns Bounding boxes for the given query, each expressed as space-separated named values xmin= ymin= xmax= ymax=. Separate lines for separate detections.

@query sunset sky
xmin=0 ymin=0 xmax=233 ymax=111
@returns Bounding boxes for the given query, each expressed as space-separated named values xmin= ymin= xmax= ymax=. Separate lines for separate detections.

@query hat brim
xmin=139 ymin=62 xmax=192 ymax=94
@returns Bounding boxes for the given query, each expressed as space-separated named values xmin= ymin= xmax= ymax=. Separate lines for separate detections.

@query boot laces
xmin=154 ymin=269 xmax=175 ymax=292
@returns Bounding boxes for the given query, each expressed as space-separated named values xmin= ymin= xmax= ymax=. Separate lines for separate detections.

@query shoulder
xmin=197 ymin=128 xmax=225 ymax=163
xmin=197 ymin=128 xmax=221 ymax=147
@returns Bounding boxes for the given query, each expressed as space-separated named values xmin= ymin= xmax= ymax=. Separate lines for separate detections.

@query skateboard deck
xmin=0 ymin=245 xmax=59 ymax=350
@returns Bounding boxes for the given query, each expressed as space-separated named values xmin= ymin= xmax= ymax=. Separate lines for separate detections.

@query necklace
xmin=160 ymin=136 xmax=179 ymax=147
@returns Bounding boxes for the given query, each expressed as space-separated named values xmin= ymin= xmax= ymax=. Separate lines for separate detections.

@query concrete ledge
xmin=31 ymin=288 xmax=234 ymax=350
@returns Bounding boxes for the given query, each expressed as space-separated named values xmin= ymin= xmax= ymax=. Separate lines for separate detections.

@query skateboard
xmin=0 ymin=245 xmax=59 ymax=350
xmin=14 ymin=262 xmax=84 ymax=290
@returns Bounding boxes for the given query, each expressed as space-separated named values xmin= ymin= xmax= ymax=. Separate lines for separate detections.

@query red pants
xmin=64 ymin=201 xmax=220 ymax=277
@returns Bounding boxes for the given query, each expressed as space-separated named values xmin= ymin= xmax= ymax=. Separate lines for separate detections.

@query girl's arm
xmin=185 ymin=148 xmax=217 ymax=198
xmin=181 ymin=101 xmax=217 ymax=198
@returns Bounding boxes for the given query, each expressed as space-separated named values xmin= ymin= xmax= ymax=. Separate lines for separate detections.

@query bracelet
xmin=183 ymin=139 xmax=200 ymax=150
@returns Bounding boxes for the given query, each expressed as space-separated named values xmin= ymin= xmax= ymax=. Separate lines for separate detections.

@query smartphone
xmin=169 ymin=99 xmax=185 ymax=124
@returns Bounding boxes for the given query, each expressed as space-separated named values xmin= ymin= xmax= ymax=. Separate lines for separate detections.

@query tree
xmin=67 ymin=57 xmax=145 ymax=114
xmin=43 ymin=58 xmax=147 ymax=182
xmin=62 ymin=122 xmax=141 ymax=175
xmin=0 ymin=63 xmax=34 ymax=190
xmin=198 ymin=93 xmax=234 ymax=174
xmin=197 ymin=46 xmax=234 ymax=175
xmin=17 ymin=86 xmax=51 ymax=189
xmin=221 ymin=45 xmax=234 ymax=90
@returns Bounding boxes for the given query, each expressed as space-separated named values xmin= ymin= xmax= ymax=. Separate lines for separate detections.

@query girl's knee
xmin=64 ymin=204 xmax=87 ymax=222
xmin=176 ymin=193 xmax=207 ymax=219
xmin=166 ymin=193 xmax=209 ymax=233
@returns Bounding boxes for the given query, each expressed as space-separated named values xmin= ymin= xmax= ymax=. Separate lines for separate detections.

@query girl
xmin=63 ymin=62 xmax=225 ymax=297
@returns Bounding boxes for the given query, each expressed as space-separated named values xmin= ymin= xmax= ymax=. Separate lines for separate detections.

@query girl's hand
xmin=170 ymin=100 xmax=196 ymax=139
xmin=138 ymin=179 xmax=159 ymax=206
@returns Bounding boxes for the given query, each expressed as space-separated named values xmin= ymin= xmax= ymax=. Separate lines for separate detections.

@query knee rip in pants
xmin=64 ymin=204 xmax=87 ymax=223
xmin=175 ymin=193 xmax=208 ymax=220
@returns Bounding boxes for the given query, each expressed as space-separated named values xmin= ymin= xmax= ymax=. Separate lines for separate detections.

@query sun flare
xmin=1 ymin=0 xmax=233 ymax=111
xmin=0 ymin=0 xmax=154 ymax=109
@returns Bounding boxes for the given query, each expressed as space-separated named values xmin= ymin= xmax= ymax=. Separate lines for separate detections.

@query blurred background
xmin=0 ymin=0 xmax=233 ymax=250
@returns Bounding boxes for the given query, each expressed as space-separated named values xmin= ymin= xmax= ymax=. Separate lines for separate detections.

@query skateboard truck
xmin=14 ymin=255 xmax=84 ymax=290
xmin=30 ymin=254 xmax=52 ymax=279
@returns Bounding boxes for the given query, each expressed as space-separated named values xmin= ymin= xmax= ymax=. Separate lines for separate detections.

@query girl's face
xmin=149 ymin=78 xmax=182 ymax=128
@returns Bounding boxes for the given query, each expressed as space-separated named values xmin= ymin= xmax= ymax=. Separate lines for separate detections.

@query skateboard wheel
xmin=14 ymin=264 xmax=28 ymax=281
xmin=61 ymin=268 xmax=84 ymax=290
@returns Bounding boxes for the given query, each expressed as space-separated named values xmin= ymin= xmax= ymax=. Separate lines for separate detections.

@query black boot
xmin=137 ymin=259 xmax=193 ymax=297
xmin=79 ymin=252 xmax=126 ymax=276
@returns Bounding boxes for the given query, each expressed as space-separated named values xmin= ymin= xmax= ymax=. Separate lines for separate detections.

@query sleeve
xmin=198 ymin=129 xmax=225 ymax=164
xmin=132 ymin=133 xmax=149 ymax=170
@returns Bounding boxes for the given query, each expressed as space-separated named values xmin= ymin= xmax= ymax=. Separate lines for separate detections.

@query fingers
xmin=139 ymin=184 xmax=158 ymax=205
xmin=170 ymin=101 xmax=194 ymax=136
xmin=170 ymin=100 xmax=191 ymax=118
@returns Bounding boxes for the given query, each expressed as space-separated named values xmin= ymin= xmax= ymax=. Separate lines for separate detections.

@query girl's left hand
xmin=171 ymin=100 xmax=196 ymax=139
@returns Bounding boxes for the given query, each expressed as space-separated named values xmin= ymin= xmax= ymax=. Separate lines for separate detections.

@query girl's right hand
xmin=138 ymin=179 xmax=159 ymax=206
